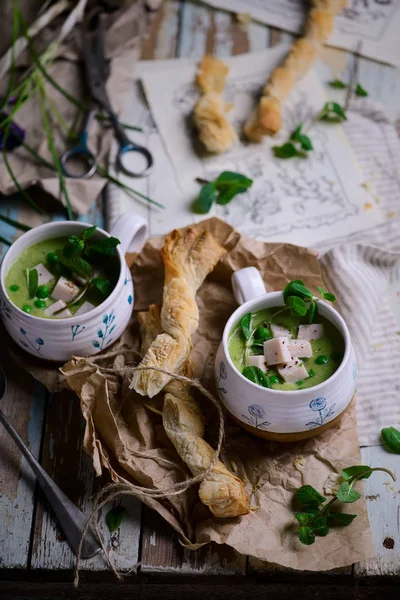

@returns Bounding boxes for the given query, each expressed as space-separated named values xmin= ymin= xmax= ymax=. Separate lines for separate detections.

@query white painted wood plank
xmin=178 ymin=2 xmax=211 ymax=58
xmin=355 ymin=444 xmax=400 ymax=577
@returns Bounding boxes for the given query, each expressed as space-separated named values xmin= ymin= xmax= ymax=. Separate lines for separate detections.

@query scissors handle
xmin=61 ymin=110 xmax=97 ymax=179
xmin=108 ymin=111 xmax=154 ymax=178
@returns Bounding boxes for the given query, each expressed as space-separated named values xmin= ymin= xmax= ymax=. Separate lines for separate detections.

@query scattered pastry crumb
xmin=384 ymin=480 xmax=395 ymax=492
xmin=231 ymin=461 xmax=238 ymax=472
xmin=361 ymin=181 xmax=380 ymax=203
xmin=252 ymin=483 xmax=261 ymax=493
xmin=364 ymin=202 xmax=373 ymax=211
xmin=387 ymin=211 xmax=397 ymax=219
xmin=372 ymin=342 xmax=384 ymax=350
xmin=323 ymin=472 xmax=342 ymax=495
xmin=250 ymin=506 xmax=260 ymax=511
xmin=236 ymin=12 xmax=251 ymax=25
xmin=293 ymin=455 xmax=306 ymax=473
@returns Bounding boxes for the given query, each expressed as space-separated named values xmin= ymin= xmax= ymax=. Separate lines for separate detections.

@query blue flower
xmin=309 ymin=397 xmax=327 ymax=412
xmin=35 ymin=337 xmax=44 ymax=345
xmin=127 ymin=295 xmax=133 ymax=305
xmin=219 ymin=361 xmax=227 ymax=379
xmin=248 ymin=404 xmax=265 ymax=419
xmin=20 ymin=328 xmax=26 ymax=335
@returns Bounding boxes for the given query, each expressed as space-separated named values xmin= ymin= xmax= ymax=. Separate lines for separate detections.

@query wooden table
xmin=1 ymin=2 xmax=400 ymax=599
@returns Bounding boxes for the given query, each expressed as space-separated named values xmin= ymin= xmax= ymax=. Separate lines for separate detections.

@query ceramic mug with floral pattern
xmin=215 ymin=267 xmax=357 ymax=441
xmin=0 ymin=212 xmax=147 ymax=362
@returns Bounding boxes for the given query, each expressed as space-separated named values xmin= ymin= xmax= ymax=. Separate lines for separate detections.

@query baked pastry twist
xmin=138 ymin=305 xmax=250 ymax=518
xmin=193 ymin=55 xmax=237 ymax=153
xmin=244 ymin=0 xmax=347 ymax=141
xmin=131 ymin=227 xmax=227 ymax=397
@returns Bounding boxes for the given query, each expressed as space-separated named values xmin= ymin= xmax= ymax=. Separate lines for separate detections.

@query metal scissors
xmin=61 ymin=10 xmax=153 ymax=179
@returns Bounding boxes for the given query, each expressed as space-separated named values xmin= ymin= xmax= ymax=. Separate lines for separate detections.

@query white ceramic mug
xmin=215 ymin=267 xmax=357 ymax=439
xmin=0 ymin=212 xmax=148 ymax=362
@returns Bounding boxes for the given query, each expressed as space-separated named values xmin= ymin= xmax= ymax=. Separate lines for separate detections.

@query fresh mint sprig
xmin=381 ymin=426 xmax=400 ymax=454
xmin=294 ymin=465 xmax=395 ymax=546
xmin=196 ymin=171 xmax=253 ymax=214
xmin=273 ymin=123 xmax=313 ymax=159
xmin=283 ymin=280 xmax=336 ymax=324
xmin=328 ymin=78 xmax=368 ymax=97
xmin=318 ymin=101 xmax=347 ymax=122
xmin=105 ymin=506 xmax=126 ymax=532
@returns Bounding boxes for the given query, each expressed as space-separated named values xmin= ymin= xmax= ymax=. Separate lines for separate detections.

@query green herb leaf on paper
xmin=296 ymin=485 xmax=326 ymax=508
xmin=355 ymin=83 xmax=368 ymax=97
xmin=298 ymin=526 xmax=315 ymax=545
xmin=198 ymin=181 xmax=217 ymax=213
xmin=341 ymin=465 xmax=373 ymax=481
xmin=106 ymin=506 xmax=126 ymax=532
xmin=195 ymin=171 xmax=253 ymax=213
xmin=381 ymin=426 xmax=400 ymax=454
xmin=273 ymin=142 xmax=298 ymax=159
xmin=329 ymin=78 xmax=347 ymax=89
xmin=319 ymin=101 xmax=347 ymax=122
xmin=310 ymin=517 xmax=329 ymax=537
xmin=327 ymin=512 xmax=357 ymax=526
xmin=336 ymin=481 xmax=361 ymax=504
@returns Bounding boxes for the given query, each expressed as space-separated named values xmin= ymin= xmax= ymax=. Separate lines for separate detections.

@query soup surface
xmin=228 ymin=307 xmax=344 ymax=391
xmin=5 ymin=236 xmax=118 ymax=319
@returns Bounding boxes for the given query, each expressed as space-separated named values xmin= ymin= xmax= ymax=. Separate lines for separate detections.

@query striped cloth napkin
xmin=317 ymin=99 xmax=400 ymax=446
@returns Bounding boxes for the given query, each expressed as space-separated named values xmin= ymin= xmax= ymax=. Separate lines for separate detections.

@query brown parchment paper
xmin=12 ymin=218 xmax=374 ymax=570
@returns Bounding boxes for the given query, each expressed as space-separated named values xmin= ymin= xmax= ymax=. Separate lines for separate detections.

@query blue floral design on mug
xmin=71 ymin=324 xmax=85 ymax=341
xmin=217 ymin=361 xmax=227 ymax=394
xmin=127 ymin=294 xmax=133 ymax=305
xmin=92 ymin=311 xmax=116 ymax=350
xmin=306 ymin=397 xmax=336 ymax=430
xmin=19 ymin=328 xmax=44 ymax=354
xmin=242 ymin=404 xmax=271 ymax=431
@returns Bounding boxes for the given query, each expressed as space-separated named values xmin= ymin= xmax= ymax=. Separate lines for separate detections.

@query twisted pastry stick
xmin=131 ymin=227 xmax=227 ymax=397
xmin=244 ymin=0 xmax=347 ymax=141
xmin=193 ymin=55 xmax=237 ymax=153
xmin=138 ymin=305 xmax=250 ymax=518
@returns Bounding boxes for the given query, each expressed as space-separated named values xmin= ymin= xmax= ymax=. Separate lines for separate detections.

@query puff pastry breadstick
xmin=138 ymin=305 xmax=250 ymax=518
xmin=193 ymin=55 xmax=237 ymax=153
xmin=244 ymin=0 xmax=347 ymax=141
xmin=131 ymin=228 xmax=227 ymax=397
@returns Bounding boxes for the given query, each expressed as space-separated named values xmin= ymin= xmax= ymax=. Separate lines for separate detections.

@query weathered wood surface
xmin=1 ymin=0 xmax=400 ymax=584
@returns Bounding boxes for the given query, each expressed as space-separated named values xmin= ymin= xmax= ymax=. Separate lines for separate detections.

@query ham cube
xmin=298 ymin=324 xmax=323 ymax=340
xmin=270 ymin=323 xmax=292 ymax=339
xmin=31 ymin=263 xmax=54 ymax=286
xmin=290 ymin=339 xmax=312 ymax=358
xmin=277 ymin=359 xmax=308 ymax=384
xmin=264 ymin=336 xmax=292 ymax=366
xmin=248 ymin=355 xmax=267 ymax=371
xmin=74 ymin=301 xmax=95 ymax=316
xmin=51 ymin=276 xmax=79 ymax=303
xmin=43 ymin=299 xmax=71 ymax=318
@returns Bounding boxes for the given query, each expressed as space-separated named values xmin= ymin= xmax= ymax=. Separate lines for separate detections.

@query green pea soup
xmin=228 ymin=307 xmax=344 ymax=391
xmin=5 ymin=236 xmax=118 ymax=318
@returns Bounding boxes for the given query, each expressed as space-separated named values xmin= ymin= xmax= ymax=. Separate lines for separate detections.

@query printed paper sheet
xmin=202 ymin=0 xmax=400 ymax=66
xmin=141 ymin=47 xmax=382 ymax=246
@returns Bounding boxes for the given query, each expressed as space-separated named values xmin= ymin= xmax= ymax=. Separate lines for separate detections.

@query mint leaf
xmin=327 ymin=512 xmax=357 ymax=526
xmin=215 ymin=171 xmax=252 ymax=192
xmin=381 ymin=426 xmax=400 ymax=454
xmin=28 ymin=268 xmax=38 ymax=299
xmin=298 ymin=134 xmax=313 ymax=151
xmin=296 ymin=485 xmax=326 ymax=507
xmin=92 ymin=277 xmax=112 ymax=296
xmin=310 ymin=517 xmax=329 ymax=537
xmin=216 ymin=186 xmax=239 ymax=206
xmin=317 ymin=286 xmax=325 ymax=295
xmin=240 ymin=313 xmax=252 ymax=340
xmin=65 ymin=238 xmax=84 ymax=257
xmin=319 ymin=102 xmax=347 ymax=122
xmin=285 ymin=281 xmax=313 ymax=300
xmin=290 ymin=124 xmax=303 ymax=140
xmin=329 ymin=78 xmax=347 ymax=89
xmin=293 ymin=511 xmax=311 ymax=526
xmin=87 ymin=236 xmax=120 ymax=256
xmin=298 ymin=525 xmax=315 ymax=545
xmin=59 ymin=251 xmax=91 ymax=280
xmin=242 ymin=366 xmax=270 ymax=388
xmin=286 ymin=296 xmax=308 ymax=317
xmin=309 ymin=300 xmax=318 ymax=324
xmin=198 ymin=181 xmax=217 ymax=213
xmin=336 ymin=481 xmax=361 ymax=503
xmin=253 ymin=326 xmax=272 ymax=343
xmin=323 ymin=292 xmax=336 ymax=302
xmin=355 ymin=83 xmax=368 ymax=97
xmin=273 ymin=142 xmax=297 ymax=159
xmin=105 ymin=506 xmax=126 ymax=532
xmin=341 ymin=466 xmax=372 ymax=481
xmin=82 ymin=225 xmax=97 ymax=239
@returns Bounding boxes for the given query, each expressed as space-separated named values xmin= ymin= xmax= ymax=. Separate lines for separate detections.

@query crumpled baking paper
xmin=10 ymin=218 xmax=374 ymax=570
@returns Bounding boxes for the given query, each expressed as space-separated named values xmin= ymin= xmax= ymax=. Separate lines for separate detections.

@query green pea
xmin=255 ymin=325 xmax=272 ymax=341
xmin=36 ymin=285 xmax=49 ymax=299
xmin=47 ymin=252 xmax=58 ymax=264
xmin=22 ymin=304 xmax=32 ymax=313
xmin=316 ymin=355 xmax=328 ymax=365
xmin=34 ymin=299 xmax=46 ymax=309
xmin=269 ymin=375 xmax=281 ymax=385
xmin=331 ymin=352 xmax=343 ymax=362
xmin=9 ymin=284 xmax=19 ymax=292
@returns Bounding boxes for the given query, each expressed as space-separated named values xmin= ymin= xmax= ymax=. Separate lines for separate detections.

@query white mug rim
xmin=222 ymin=291 xmax=351 ymax=397
xmin=0 ymin=220 xmax=125 ymax=324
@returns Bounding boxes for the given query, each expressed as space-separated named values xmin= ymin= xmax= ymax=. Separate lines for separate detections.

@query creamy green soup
xmin=5 ymin=235 xmax=119 ymax=319
xmin=228 ymin=307 xmax=344 ymax=391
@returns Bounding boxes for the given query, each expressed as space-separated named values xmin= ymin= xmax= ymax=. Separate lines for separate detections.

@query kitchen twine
xmin=73 ymin=363 xmax=225 ymax=587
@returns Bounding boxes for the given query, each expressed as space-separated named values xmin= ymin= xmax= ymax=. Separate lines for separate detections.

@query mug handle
xmin=109 ymin=211 xmax=148 ymax=255
xmin=231 ymin=267 xmax=267 ymax=305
